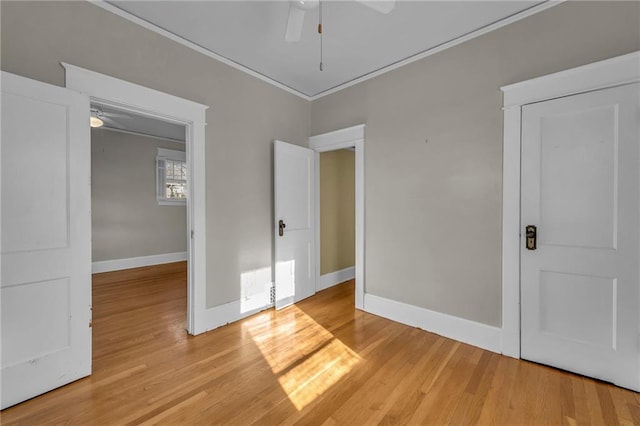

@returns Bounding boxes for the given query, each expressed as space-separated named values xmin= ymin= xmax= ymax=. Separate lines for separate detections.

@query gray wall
xmin=310 ymin=1 xmax=640 ymax=327
xmin=91 ymin=129 xmax=186 ymax=262
xmin=1 ymin=1 xmax=310 ymax=309
xmin=3 ymin=1 xmax=639 ymax=325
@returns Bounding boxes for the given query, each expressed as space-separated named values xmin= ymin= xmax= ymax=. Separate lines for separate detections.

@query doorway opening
xmin=63 ymin=62 xmax=208 ymax=335
xmin=89 ymin=103 xmax=189 ymax=356
xmin=310 ymin=124 xmax=365 ymax=310
xmin=317 ymin=148 xmax=356 ymax=300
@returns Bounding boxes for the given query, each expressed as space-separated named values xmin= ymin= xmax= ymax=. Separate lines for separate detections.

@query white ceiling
xmin=107 ymin=1 xmax=544 ymax=98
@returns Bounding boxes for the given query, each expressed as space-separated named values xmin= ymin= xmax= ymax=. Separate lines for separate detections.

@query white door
xmin=1 ymin=72 xmax=92 ymax=408
xmin=521 ymin=83 xmax=639 ymax=390
xmin=274 ymin=140 xmax=315 ymax=309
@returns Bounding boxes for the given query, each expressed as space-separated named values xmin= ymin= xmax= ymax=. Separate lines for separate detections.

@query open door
xmin=1 ymin=72 xmax=92 ymax=408
xmin=274 ymin=140 xmax=315 ymax=309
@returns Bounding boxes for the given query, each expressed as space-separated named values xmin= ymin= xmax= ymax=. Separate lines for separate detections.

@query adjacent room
xmin=90 ymin=103 xmax=188 ymax=276
xmin=90 ymin=104 xmax=189 ymax=372
xmin=1 ymin=0 xmax=639 ymax=424
xmin=319 ymin=148 xmax=356 ymax=293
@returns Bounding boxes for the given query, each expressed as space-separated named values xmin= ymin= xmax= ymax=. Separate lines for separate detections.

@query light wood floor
xmin=2 ymin=262 xmax=639 ymax=425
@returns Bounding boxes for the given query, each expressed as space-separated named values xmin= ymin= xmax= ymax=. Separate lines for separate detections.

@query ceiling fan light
xmin=90 ymin=116 xmax=104 ymax=128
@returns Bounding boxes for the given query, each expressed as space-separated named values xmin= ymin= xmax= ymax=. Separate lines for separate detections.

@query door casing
xmin=500 ymin=52 xmax=640 ymax=366
xmin=62 ymin=63 xmax=209 ymax=335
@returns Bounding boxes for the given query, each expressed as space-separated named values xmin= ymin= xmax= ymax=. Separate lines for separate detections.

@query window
xmin=157 ymin=148 xmax=187 ymax=205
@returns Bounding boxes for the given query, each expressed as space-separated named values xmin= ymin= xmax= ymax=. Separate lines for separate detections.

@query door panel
xmin=538 ymin=271 xmax=615 ymax=347
xmin=2 ymin=278 xmax=71 ymax=366
xmin=1 ymin=71 xmax=91 ymax=409
xmin=274 ymin=140 xmax=315 ymax=309
xmin=538 ymin=104 xmax=618 ymax=249
xmin=277 ymin=148 xmax=312 ymax=231
xmin=521 ymin=83 xmax=639 ymax=391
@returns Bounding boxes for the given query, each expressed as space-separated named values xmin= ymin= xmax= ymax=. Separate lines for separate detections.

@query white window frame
xmin=156 ymin=147 xmax=187 ymax=205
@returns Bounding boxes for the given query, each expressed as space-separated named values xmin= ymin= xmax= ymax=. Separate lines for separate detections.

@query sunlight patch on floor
xmin=244 ymin=305 xmax=361 ymax=411
xmin=277 ymin=338 xmax=360 ymax=410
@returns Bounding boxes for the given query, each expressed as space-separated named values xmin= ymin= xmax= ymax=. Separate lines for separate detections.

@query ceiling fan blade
xmin=285 ymin=4 xmax=306 ymax=43
xmin=357 ymin=0 xmax=396 ymax=14
xmin=103 ymin=111 xmax=132 ymax=120
xmin=101 ymin=116 xmax=127 ymax=130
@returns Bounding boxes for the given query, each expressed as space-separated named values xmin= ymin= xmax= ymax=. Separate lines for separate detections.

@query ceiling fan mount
xmin=293 ymin=0 xmax=319 ymax=11
xmin=284 ymin=0 xmax=396 ymax=43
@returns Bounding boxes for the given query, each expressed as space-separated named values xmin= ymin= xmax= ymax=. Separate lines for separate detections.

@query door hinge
xmin=270 ymin=284 xmax=276 ymax=304
xmin=89 ymin=320 xmax=92 ymax=328
xmin=191 ymin=230 xmax=194 ymax=239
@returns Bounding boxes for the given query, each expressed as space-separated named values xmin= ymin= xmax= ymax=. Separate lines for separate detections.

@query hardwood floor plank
xmin=329 ymin=330 xmax=427 ymax=424
xmin=255 ymin=323 xmax=413 ymax=426
xmin=1 ymin=264 xmax=638 ymax=425
xmin=584 ymin=377 xmax=607 ymax=425
xmin=597 ymin=382 xmax=622 ymax=425
xmin=450 ymin=351 xmax=501 ymax=425
xmin=475 ymin=355 xmax=519 ymax=424
xmin=371 ymin=334 xmax=445 ymax=425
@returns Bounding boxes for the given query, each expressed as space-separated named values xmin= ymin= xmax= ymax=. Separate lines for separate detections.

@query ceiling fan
xmin=285 ymin=0 xmax=396 ymax=43
xmin=90 ymin=106 xmax=131 ymax=128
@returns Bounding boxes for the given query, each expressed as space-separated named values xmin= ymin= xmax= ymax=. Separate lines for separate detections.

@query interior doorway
xmin=500 ymin=52 xmax=640 ymax=391
xmin=89 ymin=103 xmax=189 ymax=349
xmin=63 ymin=63 xmax=208 ymax=334
xmin=310 ymin=124 xmax=366 ymax=310
xmin=317 ymin=149 xmax=356 ymax=295
xmin=90 ymin=100 xmax=189 ymax=336
xmin=87 ymin=99 xmax=193 ymax=339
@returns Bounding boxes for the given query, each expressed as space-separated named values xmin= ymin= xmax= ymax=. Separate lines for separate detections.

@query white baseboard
xmin=196 ymin=286 xmax=273 ymax=334
xmin=92 ymin=251 xmax=188 ymax=273
xmin=317 ymin=266 xmax=355 ymax=291
xmin=363 ymin=293 xmax=502 ymax=353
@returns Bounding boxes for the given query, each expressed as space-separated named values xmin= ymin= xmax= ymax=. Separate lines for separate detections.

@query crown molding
xmin=89 ymin=0 xmax=312 ymax=101
xmin=89 ymin=0 xmax=564 ymax=102
xmin=309 ymin=0 xmax=564 ymax=100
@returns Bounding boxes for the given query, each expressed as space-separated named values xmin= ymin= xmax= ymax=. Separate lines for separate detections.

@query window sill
xmin=158 ymin=200 xmax=187 ymax=206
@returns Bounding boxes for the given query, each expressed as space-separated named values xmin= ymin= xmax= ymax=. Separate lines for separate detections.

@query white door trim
xmin=309 ymin=124 xmax=365 ymax=309
xmin=62 ymin=63 xmax=209 ymax=335
xmin=500 ymin=51 xmax=640 ymax=358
